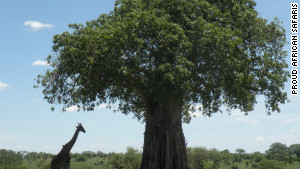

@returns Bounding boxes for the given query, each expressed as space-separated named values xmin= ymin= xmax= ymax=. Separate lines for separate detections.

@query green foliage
xmin=75 ymin=155 xmax=87 ymax=162
xmin=233 ymin=154 xmax=242 ymax=163
xmin=1 ymin=143 xmax=300 ymax=169
xmin=37 ymin=0 xmax=288 ymax=122
xmin=187 ymin=147 xmax=207 ymax=169
xmin=289 ymin=144 xmax=300 ymax=159
xmin=108 ymin=147 xmax=142 ymax=169
xmin=266 ymin=142 xmax=289 ymax=162
xmin=187 ymin=147 xmax=233 ymax=169
xmin=235 ymin=148 xmax=245 ymax=155
xmin=245 ymin=161 xmax=249 ymax=167
xmin=24 ymin=152 xmax=53 ymax=161
xmin=252 ymin=163 xmax=259 ymax=169
xmin=0 ymin=149 xmax=22 ymax=169
xmin=41 ymin=161 xmax=51 ymax=169
xmin=257 ymin=160 xmax=284 ymax=169
xmin=253 ymin=152 xmax=265 ymax=163
xmin=82 ymin=151 xmax=97 ymax=159
xmin=70 ymin=162 xmax=95 ymax=169
xmin=231 ymin=163 xmax=239 ymax=169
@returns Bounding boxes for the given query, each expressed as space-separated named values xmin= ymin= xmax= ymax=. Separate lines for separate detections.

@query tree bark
xmin=140 ymin=98 xmax=189 ymax=169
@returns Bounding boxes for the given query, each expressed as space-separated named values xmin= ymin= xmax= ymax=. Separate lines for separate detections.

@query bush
xmin=75 ymin=155 xmax=87 ymax=162
xmin=108 ymin=147 xmax=142 ymax=169
xmin=258 ymin=160 xmax=284 ymax=169
xmin=71 ymin=163 xmax=94 ymax=169
xmin=245 ymin=161 xmax=249 ymax=167
xmin=231 ymin=164 xmax=239 ymax=169
xmin=252 ymin=163 xmax=258 ymax=169
xmin=41 ymin=162 xmax=51 ymax=169
xmin=254 ymin=155 xmax=264 ymax=163
xmin=0 ymin=149 xmax=23 ymax=169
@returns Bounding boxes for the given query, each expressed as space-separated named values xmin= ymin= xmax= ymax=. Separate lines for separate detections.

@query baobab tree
xmin=37 ymin=0 xmax=289 ymax=168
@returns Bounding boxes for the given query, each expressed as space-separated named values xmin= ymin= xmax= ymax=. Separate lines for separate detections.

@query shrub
xmin=231 ymin=164 xmax=239 ymax=169
xmin=75 ymin=155 xmax=87 ymax=162
xmin=108 ymin=147 xmax=142 ymax=169
xmin=0 ymin=149 xmax=23 ymax=169
xmin=258 ymin=160 xmax=284 ymax=169
xmin=254 ymin=155 xmax=264 ymax=163
xmin=252 ymin=163 xmax=258 ymax=169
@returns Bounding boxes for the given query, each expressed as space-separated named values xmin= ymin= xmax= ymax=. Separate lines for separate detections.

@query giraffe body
xmin=51 ymin=153 xmax=71 ymax=169
xmin=51 ymin=123 xmax=85 ymax=169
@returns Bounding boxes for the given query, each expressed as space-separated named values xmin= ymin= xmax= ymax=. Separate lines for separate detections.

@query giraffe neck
xmin=63 ymin=128 xmax=80 ymax=153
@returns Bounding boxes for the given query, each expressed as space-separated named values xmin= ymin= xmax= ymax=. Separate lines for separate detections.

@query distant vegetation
xmin=0 ymin=142 xmax=299 ymax=169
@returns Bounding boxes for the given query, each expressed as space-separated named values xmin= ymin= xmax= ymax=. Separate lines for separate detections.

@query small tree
xmin=208 ymin=148 xmax=232 ymax=169
xmin=124 ymin=147 xmax=142 ymax=169
xmin=266 ymin=142 xmax=289 ymax=162
xmin=289 ymin=144 xmax=300 ymax=160
xmin=235 ymin=148 xmax=245 ymax=155
xmin=108 ymin=154 xmax=127 ymax=169
xmin=187 ymin=147 xmax=209 ymax=169
xmin=252 ymin=152 xmax=265 ymax=163
xmin=235 ymin=148 xmax=246 ymax=161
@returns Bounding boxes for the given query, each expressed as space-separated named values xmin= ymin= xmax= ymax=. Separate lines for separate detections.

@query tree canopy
xmin=37 ymin=1 xmax=289 ymax=168
xmin=38 ymin=0 xmax=288 ymax=122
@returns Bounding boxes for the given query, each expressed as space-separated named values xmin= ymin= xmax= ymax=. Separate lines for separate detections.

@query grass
xmin=21 ymin=156 xmax=111 ymax=169
xmin=19 ymin=157 xmax=300 ymax=169
xmin=218 ymin=161 xmax=300 ymax=169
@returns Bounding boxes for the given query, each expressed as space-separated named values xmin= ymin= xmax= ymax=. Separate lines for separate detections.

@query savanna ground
xmin=1 ymin=142 xmax=299 ymax=169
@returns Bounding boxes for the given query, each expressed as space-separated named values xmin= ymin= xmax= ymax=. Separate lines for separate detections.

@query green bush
xmin=108 ymin=147 xmax=142 ymax=169
xmin=252 ymin=163 xmax=258 ymax=169
xmin=75 ymin=155 xmax=87 ymax=162
xmin=41 ymin=162 xmax=51 ymax=169
xmin=258 ymin=160 xmax=284 ymax=169
xmin=254 ymin=155 xmax=264 ymax=163
xmin=231 ymin=163 xmax=239 ymax=169
xmin=0 ymin=149 xmax=23 ymax=169
xmin=71 ymin=163 xmax=94 ymax=169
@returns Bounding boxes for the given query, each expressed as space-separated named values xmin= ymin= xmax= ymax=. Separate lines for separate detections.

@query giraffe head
xmin=76 ymin=123 xmax=86 ymax=133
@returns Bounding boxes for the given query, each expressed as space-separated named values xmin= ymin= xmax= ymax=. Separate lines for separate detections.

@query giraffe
xmin=51 ymin=123 xmax=86 ymax=169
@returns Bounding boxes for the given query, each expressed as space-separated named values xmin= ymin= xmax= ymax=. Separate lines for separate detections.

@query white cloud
xmin=276 ymin=134 xmax=300 ymax=144
xmin=230 ymin=110 xmax=245 ymax=116
xmin=255 ymin=136 xmax=267 ymax=142
xmin=32 ymin=60 xmax=50 ymax=66
xmin=0 ymin=81 xmax=9 ymax=91
xmin=236 ymin=117 xmax=259 ymax=126
xmin=289 ymin=128 xmax=300 ymax=133
xmin=254 ymin=133 xmax=300 ymax=146
xmin=66 ymin=105 xmax=78 ymax=112
xmin=24 ymin=20 xmax=54 ymax=31
xmin=15 ymin=145 xmax=29 ymax=149
xmin=0 ymin=144 xmax=30 ymax=151
xmin=29 ymin=98 xmax=43 ymax=103
xmin=281 ymin=119 xmax=295 ymax=124
xmin=42 ymin=145 xmax=60 ymax=152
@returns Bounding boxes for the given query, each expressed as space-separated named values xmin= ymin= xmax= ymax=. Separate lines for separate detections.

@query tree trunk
xmin=140 ymin=98 xmax=189 ymax=169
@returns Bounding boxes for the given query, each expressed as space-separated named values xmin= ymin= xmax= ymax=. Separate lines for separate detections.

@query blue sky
xmin=0 ymin=0 xmax=299 ymax=154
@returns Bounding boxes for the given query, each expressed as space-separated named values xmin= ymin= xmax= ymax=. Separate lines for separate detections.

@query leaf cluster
xmin=37 ymin=0 xmax=289 ymax=121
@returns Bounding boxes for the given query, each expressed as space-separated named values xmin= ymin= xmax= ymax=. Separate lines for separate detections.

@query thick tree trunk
xmin=140 ymin=98 xmax=189 ymax=169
